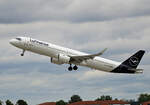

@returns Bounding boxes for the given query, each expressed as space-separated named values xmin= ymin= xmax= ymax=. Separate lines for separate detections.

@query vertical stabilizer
xmin=122 ymin=50 xmax=145 ymax=69
xmin=111 ymin=50 xmax=145 ymax=73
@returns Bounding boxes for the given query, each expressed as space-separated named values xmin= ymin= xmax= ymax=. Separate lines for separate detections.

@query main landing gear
xmin=21 ymin=50 xmax=25 ymax=56
xmin=68 ymin=64 xmax=78 ymax=71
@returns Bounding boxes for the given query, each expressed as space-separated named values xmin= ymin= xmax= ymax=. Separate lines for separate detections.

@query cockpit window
xmin=16 ymin=38 xmax=22 ymax=41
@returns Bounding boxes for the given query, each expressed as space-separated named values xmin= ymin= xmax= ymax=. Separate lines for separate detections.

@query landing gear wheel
xmin=68 ymin=66 xmax=73 ymax=71
xmin=21 ymin=53 xmax=24 ymax=56
xmin=73 ymin=65 xmax=78 ymax=70
xmin=68 ymin=64 xmax=73 ymax=71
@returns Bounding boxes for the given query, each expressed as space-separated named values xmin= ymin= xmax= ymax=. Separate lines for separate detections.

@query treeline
xmin=56 ymin=93 xmax=150 ymax=105
xmin=0 ymin=93 xmax=150 ymax=105
xmin=0 ymin=100 xmax=27 ymax=105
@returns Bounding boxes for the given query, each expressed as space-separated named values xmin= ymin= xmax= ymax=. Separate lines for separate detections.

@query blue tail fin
xmin=122 ymin=50 xmax=145 ymax=69
xmin=111 ymin=50 xmax=145 ymax=73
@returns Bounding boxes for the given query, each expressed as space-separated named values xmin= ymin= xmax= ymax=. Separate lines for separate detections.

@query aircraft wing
xmin=69 ymin=48 xmax=107 ymax=63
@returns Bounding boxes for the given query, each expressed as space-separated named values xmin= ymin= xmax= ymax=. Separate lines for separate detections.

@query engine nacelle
xmin=51 ymin=54 xmax=70 ymax=65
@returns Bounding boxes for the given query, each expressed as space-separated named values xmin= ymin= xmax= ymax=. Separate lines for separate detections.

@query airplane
xmin=9 ymin=37 xmax=145 ymax=74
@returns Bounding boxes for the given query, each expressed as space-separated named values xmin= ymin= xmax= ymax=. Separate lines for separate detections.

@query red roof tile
xmin=38 ymin=100 xmax=129 ymax=105
xmin=142 ymin=100 xmax=150 ymax=105
xmin=38 ymin=102 xmax=56 ymax=105
xmin=69 ymin=100 xmax=129 ymax=105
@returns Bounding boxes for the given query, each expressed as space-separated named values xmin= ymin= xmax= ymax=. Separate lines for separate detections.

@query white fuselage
xmin=10 ymin=37 xmax=121 ymax=72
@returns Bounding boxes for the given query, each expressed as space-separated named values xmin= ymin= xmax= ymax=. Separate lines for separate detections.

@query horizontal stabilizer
xmin=128 ymin=69 xmax=143 ymax=73
xmin=128 ymin=69 xmax=144 ymax=71
xmin=134 ymin=69 xmax=143 ymax=74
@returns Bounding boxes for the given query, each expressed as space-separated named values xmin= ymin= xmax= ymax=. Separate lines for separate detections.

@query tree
xmin=105 ymin=95 xmax=112 ymax=100
xmin=16 ymin=100 xmax=28 ymax=105
xmin=114 ymin=98 xmax=119 ymax=101
xmin=56 ymin=100 xmax=67 ymax=105
xmin=0 ymin=100 xmax=3 ymax=105
xmin=69 ymin=95 xmax=82 ymax=103
xmin=6 ymin=100 xmax=14 ymax=105
xmin=126 ymin=99 xmax=136 ymax=103
xmin=95 ymin=95 xmax=112 ymax=101
xmin=138 ymin=93 xmax=150 ymax=103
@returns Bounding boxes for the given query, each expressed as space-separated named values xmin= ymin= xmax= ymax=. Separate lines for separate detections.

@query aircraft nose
xmin=9 ymin=39 xmax=16 ymax=45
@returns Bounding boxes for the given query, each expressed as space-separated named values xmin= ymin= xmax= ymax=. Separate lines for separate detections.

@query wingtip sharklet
xmin=96 ymin=48 xmax=108 ymax=56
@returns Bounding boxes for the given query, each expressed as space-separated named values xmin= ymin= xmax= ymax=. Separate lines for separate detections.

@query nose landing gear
xmin=21 ymin=50 xmax=25 ymax=56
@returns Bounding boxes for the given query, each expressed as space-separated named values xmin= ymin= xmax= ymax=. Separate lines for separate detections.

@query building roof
xmin=38 ymin=102 xmax=56 ymax=105
xmin=142 ymin=100 xmax=150 ymax=104
xmin=69 ymin=101 xmax=106 ymax=105
xmin=69 ymin=100 xmax=129 ymax=105
xmin=38 ymin=100 xmax=129 ymax=105
xmin=100 ymin=100 xmax=129 ymax=104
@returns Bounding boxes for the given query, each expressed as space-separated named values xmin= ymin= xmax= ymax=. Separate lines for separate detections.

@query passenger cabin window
xmin=16 ymin=38 xmax=21 ymax=41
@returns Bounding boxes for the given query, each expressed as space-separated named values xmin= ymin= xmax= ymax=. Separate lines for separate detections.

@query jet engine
xmin=51 ymin=54 xmax=70 ymax=65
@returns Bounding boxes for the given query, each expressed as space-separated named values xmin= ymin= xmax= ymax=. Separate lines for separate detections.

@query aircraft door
xmin=24 ymin=37 xmax=31 ymax=50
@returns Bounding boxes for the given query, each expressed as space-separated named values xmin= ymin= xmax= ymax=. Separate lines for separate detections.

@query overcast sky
xmin=0 ymin=0 xmax=150 ymax=105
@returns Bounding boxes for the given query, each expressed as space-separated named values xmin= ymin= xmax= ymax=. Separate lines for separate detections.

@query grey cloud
xmin=0 ymin=64 xmax=150 ymax=105
xmin=1 ymin=16 xmax=150 ymax=64
xmin=0 ymin=3 xmax=150 ymax=104
xmin=0 ymin=0 xmax=150 ymax=23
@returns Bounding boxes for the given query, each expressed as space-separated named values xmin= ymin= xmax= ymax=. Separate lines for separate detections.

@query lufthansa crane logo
xmin=129 ymin=57 xmax=139 ymax=66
